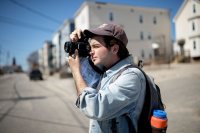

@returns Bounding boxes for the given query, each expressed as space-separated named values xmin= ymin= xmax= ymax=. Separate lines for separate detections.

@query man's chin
xmin=93 ymin=61 xmax=100 ymax=66
xmin=93 ymin=62 xmax=98 ymax=65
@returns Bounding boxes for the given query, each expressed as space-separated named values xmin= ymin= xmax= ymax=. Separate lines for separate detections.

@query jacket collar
xmin=104 ymin=55 xmax=135 ymax=77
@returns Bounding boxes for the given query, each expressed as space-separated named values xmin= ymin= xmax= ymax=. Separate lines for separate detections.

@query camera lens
xmin=64 ymin=40 xmax=90 ymax=57
xmin=64 ymin=42 xmax=71 ymax=53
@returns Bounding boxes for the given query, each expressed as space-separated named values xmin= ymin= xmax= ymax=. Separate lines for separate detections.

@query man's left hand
xmin=68 ymin=49 xmax=81 ymax=74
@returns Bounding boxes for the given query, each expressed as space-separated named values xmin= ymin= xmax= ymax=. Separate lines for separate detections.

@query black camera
xmin=64 ymin=38 xmax=91 ymax=57
xmin=64 ymin=37 xmax=103 ymax=74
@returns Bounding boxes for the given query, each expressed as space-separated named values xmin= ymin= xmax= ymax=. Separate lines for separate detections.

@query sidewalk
xmin=143 ymin=62 xmax=200 ymax=83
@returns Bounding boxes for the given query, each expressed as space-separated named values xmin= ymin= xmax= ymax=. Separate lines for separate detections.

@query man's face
xmin=89 ymin=36 xmax=113 ymax=68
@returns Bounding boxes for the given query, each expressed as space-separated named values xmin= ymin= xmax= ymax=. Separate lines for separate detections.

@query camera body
xmin=64 ymin=38 xmax=90 ymax=57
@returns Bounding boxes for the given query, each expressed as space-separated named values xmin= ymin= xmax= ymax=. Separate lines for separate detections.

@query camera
xmin=64 ymin=38 xmax=91 ymax=57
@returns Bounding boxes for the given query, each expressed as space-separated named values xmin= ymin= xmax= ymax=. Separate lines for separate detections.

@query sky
xmin=0 ymin=0 xmax=184 ymax=71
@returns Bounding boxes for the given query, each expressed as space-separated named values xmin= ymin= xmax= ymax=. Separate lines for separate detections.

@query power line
xmin=9 ymin=0 xmax=62 ymax=24
xmin=0 ymin=15 xmax=54 ymax=33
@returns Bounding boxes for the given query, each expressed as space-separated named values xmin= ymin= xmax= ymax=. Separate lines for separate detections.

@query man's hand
xmin=68 ymin=49 xmax=80 ymax=74
xmin=68 ymin=29 xmax=88 ymax=96
xmin=68 ymin=49 xmax=87 ymax=96
xmin=69 ymin=29 xmax=83 ymax=42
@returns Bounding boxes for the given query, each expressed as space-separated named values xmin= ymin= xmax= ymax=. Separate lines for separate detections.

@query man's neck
xmin=105 ymin=58 xmax=121 ymax=70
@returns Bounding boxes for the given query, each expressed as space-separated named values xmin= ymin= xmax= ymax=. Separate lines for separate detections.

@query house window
xmin=97 ymin=5 xmax=101 ymax=9
xmin=193 ymin=4 xmax=196 ymax=13
xmin=148 ymin=34 xmax=151 ymax=40
xmin=130 ymin=8 xmax=134 ymax=13
xmin=154 ymin=48 xmax=159 ymax=56
xmin=70 ymin=23 xmax=75 ymax=32
xmin=153 ymin=17 xmax=157 ymax=24
xmin=140 ymin=32 xmax=144 ymax=40
xmin=193 ymin=41 xmax=196 ymax=49
xmin=149 ymin=54 xmax=152 ymax=60
xmin=139 ymin=15 xmax=143 ymax=23
xmin=109 ymin=12 xmax=114 ymax=21
xmin=141 ymin=49 xmax=145 ymax=58
xmin=192 ymin=22 xmax=195 ymax=31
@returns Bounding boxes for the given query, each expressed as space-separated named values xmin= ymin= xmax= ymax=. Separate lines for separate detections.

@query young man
xmin=68 ymin=23 xmax=146 ymax=133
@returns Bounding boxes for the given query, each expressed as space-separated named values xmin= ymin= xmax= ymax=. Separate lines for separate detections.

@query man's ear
xmin=112 ymin=44 xmax=119 ymax=54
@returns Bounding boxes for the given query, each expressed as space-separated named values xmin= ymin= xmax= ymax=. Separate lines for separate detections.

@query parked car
xmin=29 ymin=69 xmax=43 ymax=80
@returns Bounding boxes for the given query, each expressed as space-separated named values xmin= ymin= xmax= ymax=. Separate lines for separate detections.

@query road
xmin=0 ymin=62 xmax=200 ymax=133
xmin=0 ymin=73 xmax=89 ymax=133
xmin=144 ymin=63 xmax=200 ymax=133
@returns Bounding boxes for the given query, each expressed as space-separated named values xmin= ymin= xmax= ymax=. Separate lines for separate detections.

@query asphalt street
xmin=0 ymin=62 xmax=200 ymax=133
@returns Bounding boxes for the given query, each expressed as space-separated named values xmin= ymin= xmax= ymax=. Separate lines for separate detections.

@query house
xmin=37 ymin=19 xmax=74 ymax=76
xmin=74 ymin=1 xmax=172 ymax=64
xmin=38 ymin=41 xmax=55 ymax=75
xmin=27 ymin=51 xmax=39 ymax=70
xmin=52 ymin=19 xmax=74 ymax=70
xmin=174 ymin=0 xmax=200 ymax=61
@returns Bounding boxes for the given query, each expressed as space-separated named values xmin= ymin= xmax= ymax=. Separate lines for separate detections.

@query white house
xmin=52 ymin=19 xmax=74 ymax=70
xmin=174 ymin=0 xmax=200 ymax=59
xmin=59 ymin=19 xmax=75 ymax=67
xmin=52 ymin=31 xmax=61 ymax=70
xmin=38 ymin=41 xmax=55 ymax=75
xmin=74 ymin=1 xmax=172 ymax=64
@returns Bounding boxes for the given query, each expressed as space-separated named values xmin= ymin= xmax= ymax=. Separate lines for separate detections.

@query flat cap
xmin=84 ymin=23 xmax=128 ymax=46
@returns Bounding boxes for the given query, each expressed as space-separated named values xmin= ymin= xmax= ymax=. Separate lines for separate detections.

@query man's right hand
xmin=69 ymin=29 xmax=83 ymax=42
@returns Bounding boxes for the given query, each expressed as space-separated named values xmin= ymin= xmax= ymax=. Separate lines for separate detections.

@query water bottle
xmin=151 ymin=110 xmax=168 ymax=133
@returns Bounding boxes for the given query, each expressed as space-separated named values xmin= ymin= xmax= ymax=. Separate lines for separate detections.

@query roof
xmin=74 ymin=1 xmax=170 ymax=18
xmin=173 ymin=0 xmax=187 ymax=22
xmin=173 ymin=0 xmax=200 ymax=22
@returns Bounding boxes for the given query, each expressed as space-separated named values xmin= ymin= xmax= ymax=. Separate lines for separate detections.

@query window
xmin=109 ymin=12 xmax=114 ymax=21
xmin=193 ymin=4 xmax=196 ymax=13
xmin=193 ymin=41 xmax=196 ymax=50
xmin=192 ymin=22 xmax=195 ymax=31
xmin=139 ymin=15 xmax=143 ymax=23
xmin=153 ymin=17 xmax=157 ymax=24
xmin=70 ymin=23 xmax=75 ymax=32
xmin=149 ymin=54 xmax=152 ymax=60
xmin=148 ymin=34 xmax=151 ymax=40
xmin=141 ymin=49 xmax=145 ymax=58
xmin=154 ymin=48 xmax=159 ymax=56
xmin=140 ymin=32 xmax=144 ymax=40
xmin=97 ymin=5 xmax=101 ymax=9
xmin=130 ymin=8 xmax=134 ymax=13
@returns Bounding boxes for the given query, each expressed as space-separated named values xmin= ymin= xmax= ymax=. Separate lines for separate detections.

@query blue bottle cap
xmin=153 ymin=110 xmax=167 ymax=119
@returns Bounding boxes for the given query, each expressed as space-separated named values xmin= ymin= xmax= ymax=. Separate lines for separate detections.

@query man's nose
xmin=90 ymin=49 xmax=94 ymax=55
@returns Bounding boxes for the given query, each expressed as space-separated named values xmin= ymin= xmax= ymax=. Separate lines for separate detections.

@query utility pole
xmin=58 ymin=30 xmax=62 ymax=69
xmin=0 ymin=45 xmax=1 ymax=66
xmin=6 ymin=51 xmax=10 ymax=66
xmin=12 ymin=57 xmax=16 ymax=66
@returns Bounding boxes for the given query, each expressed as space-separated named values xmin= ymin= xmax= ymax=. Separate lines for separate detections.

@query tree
xmin=178 ymin=39 xmax=185 ymax=56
